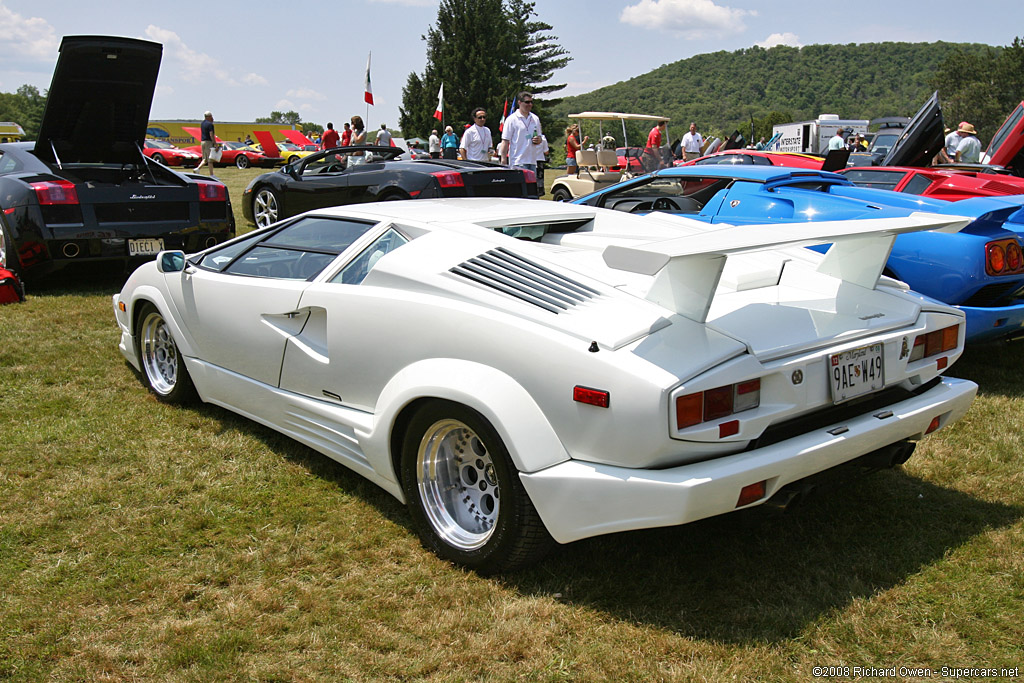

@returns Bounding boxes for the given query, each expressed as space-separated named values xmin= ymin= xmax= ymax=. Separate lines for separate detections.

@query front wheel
xmin=252 ymin=187 xmax=281 ymax=228
xmin=551 ymin=187 xmax=572 ymax=202
xmin=151 ymin=153 xmax=165 ymax=165
xmin=236 ymin=154 xmax=250 ymax=169
xmin=136 ymin=303 xmax=197 ymax=404
xmin=400 ymin=401 xmax=553 ymax=574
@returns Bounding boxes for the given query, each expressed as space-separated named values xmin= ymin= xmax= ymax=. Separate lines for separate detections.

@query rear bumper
xmin=521 ymin=376 xmax=977 ymax=544
xmin=961 ymin=302 xmax=1024 ymax=342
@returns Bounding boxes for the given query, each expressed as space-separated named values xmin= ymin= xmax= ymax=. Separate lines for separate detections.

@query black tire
xmin=252 ymin=186 xmax=281 ymax=229
xmin=236 ymin=154 xmax=250 ymax=169
xmin=151 ymin=153 xmax=165 ymax=165
xmin=551 ymin=187 xmax=572 ymax=202
xmin=400 ymin=401 xmax=553 ymax=574
xmin=380 ymin=191 xmax=409 ymax=202
xmin=135 ymin=303 xmax=197 ymax=404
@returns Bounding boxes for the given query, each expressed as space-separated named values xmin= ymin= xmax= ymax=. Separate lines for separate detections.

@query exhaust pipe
xmin=62 ymin=242 xmax=80 ymax=258
xmin=857 ymin=441 xmax=916 ymax=471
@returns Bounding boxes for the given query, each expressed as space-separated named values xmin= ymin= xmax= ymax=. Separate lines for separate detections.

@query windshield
xmin=869 ymin=133 xmax=901 ymax=155
xmin=146 ymin=140 xmax=174 ymax=149
xmin=986 ymin=103 xmax=1024 ymax=157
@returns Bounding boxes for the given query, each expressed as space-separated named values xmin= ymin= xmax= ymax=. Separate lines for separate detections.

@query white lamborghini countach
xmin=113 ymin=198 xmax=978 ymax=573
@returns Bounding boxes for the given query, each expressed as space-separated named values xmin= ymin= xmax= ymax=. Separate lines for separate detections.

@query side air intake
xmin=450 ymin=247 xmax=600 ymax=313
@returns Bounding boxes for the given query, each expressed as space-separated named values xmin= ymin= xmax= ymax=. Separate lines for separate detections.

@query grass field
xmin=2 ymin=175 xmax=1023 ymax=681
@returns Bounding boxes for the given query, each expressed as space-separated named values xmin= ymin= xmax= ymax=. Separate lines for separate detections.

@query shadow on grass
xmin=952 ymin=341 xmax=1024 ymax=398
xmin=21 ymin=262 xmax=128 ymax=298
xmin=509 ymin=468 xmax=1022 ymax=645
xmin=171 ymin=394 xmax=1022 ymax=646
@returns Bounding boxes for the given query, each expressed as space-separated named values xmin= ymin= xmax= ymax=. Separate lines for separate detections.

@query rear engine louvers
xmin=450 ymin=247 xmax=600 ymax=313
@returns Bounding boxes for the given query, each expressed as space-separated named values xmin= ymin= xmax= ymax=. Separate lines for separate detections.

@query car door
xmin=165 ymin=215 xmax=378 ymax=386
xmin=286 ymin=151 xmax=354 ymax=215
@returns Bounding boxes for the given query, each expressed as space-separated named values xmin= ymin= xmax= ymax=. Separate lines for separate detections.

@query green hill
xmin=549 ymin=41 xmax=997 ymax=144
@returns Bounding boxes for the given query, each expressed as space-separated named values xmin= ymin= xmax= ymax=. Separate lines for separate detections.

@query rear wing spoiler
xmin=602 ymin=212 xmax=969 ymax=323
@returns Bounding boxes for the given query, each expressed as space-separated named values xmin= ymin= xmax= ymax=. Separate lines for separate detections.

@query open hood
xmin=984 ymin=101 xmax=1024 ymax=172
xmin=882 ymin=91 xmax=944 ymax=168
xmin=34 ymin=35 xmax=162 ymax=165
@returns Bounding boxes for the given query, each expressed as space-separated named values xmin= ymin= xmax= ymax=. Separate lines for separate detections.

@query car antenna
xmin=49 ymin=140 xmax=63 ymax=170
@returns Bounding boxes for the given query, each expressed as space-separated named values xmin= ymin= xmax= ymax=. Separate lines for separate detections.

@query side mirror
xmin=156 ymin=250 xmax=186 ymax=273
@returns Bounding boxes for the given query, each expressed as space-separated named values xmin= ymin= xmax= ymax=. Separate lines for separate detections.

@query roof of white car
xmin=307 ymin=197 xmax=598 ymax=227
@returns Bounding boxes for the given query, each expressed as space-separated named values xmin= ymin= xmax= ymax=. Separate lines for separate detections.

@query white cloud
xmin=275 ymin=99 xmax=296 ymax=111
xmin=144 ymin=25 xmax=237 ymax=86
xmin=286 ymin=87 xmax=326 ymax=101
xmin=243 ymin=73 xmax=269 ymax=87
xmin=620 ymin=0 xmax=755 ymax=38
xmin=755 ymin=32 xmax=802 ymax=48
xmin=0 ymin=2 xmax=59 ymax=64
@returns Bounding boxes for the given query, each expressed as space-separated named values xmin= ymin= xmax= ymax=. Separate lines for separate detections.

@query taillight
xmin=432 ymin=170 xmax=465 ymax=188
xmin=522 ymin=168 xmax=537 ymax=184
xmin=196 ymin=181 xmax=227 ymax=201
xmin=909 ymin=324 xmax=959 ymax=362
xmin=30 ymin=179 xmax=79 ymax=205
xmin=676 ymin=378 xmax=761 ymax=431
xmin=985 ymin=238 xmax=1024 ymax=275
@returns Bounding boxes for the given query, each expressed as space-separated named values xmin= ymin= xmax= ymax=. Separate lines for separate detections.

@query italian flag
xmin=364 ymin=52 xmax=374 ymax=105
xmin=433 ymin=83 xmax=444 ymax=121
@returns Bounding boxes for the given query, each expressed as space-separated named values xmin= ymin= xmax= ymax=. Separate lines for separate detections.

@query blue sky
xmin=1 ymin=0 xmax=1021 ymax=127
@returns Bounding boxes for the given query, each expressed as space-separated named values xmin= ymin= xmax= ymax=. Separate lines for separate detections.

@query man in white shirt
xmin=681 ymin=122 xmax=704 ymax=161
xmin=500 ymin=91 xmax=542 ymax=171
xmin=955 ymin=122 xmax=982 ymax=163
xmin=828 ymin=128 xmax=847 ymax=151
xmin=459 ymin=108 xmax=494 ymax=162
xmin=375 ymin=124 xmax=392 ymax=147
xmin=428 ymin=129 xmax=441 ymax=159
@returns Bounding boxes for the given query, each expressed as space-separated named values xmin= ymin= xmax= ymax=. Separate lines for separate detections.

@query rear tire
xmin=400 ymin=400 xmax=553 ymax=574
xmin=236 ymin=154 xmax=250 ymax=169
xmin=136 ymin=303 xmax=197 ymax=404
xmin=152 ymin=153 xmax=165 ymax=165
xmin=551 ymin=187 xmax=572 ymax=202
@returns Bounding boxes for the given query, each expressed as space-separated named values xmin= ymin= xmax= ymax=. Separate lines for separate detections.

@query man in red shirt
xmin=643 ymin=120 xmax=667 ymax=172
xmin=321 ymin=122 xmax=340 ymax=149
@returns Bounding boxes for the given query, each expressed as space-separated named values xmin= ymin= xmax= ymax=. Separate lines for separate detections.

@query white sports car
xmin=113 ymin=198 xmax=978 ymax=573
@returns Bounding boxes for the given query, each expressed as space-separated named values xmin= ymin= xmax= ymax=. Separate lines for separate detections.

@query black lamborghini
xmin=242 ymin=146 xmax=538 ymax=228
xmin=0 ymin=36 xmax=234 ymax=283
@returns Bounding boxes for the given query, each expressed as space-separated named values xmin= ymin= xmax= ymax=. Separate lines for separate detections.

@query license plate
xmin=829 ymin=343 xmax=884 ymax=403
xmin=128 ymin=238 xmax=164 ymax=256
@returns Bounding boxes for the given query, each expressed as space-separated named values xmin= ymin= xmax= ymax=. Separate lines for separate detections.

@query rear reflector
xmin=432 ymin=170 xmax=465 ymax=188
xmin=718 ymin=420 xmax=739 ymax=438
xmin=196 ymin=181 xmax=227 ymax=201
xmin=573 ymin=385 xmax=609 ymax=408
xmin=736 ymin=480 xmax=766 ymax=507
xmin=31 ymin=179 xmax=79 ymax=205
xmin=925 ymin=416 xmax=941 ymax=434
xmin=522 ymin=169 xmax=537 ymax=184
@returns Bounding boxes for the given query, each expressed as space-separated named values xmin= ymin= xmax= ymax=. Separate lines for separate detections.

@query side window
xmin=0 ymin=151 xmax=20 ymax=174
xmin=331 ymin=228 xmax=409 ymax=285
xmin=197 ymin=216 xmax=375 ymax=279
xmin=900 ymin=174 xmax=933 ymax=196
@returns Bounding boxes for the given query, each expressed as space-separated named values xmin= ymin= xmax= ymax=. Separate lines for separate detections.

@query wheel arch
xmin=372 ymin=359 xmax=572 ymax=495
xmin=126 ymin=286 xmax=197 ymax=361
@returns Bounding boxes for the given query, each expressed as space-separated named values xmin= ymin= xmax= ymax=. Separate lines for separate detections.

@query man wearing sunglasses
xmin=500 ymin=91 xmax=543 ymax=171
xmin=459 ymin=107 xmax=494 ymax=162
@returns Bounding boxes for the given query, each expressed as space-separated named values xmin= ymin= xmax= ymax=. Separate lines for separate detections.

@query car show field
xmin=3 ymin=19 xmax=1024 ymax=682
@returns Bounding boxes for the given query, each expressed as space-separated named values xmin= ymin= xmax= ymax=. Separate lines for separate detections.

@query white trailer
xmin=771 ymin=115 xmax=869 ymax=154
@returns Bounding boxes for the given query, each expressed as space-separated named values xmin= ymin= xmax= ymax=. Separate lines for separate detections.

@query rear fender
xmin=367 ymin=359 xmax=570 ymax=484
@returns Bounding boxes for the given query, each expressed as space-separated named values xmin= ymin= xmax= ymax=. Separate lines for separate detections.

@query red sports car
xmin=840 ymin=166 xmax=1024 ymax=200
xmin=142 ymin=139 xmax=201 ymax=167
xmin=675 ymin=149 xmax=829 ymax=170
xmin=183 ymin=141 xmax=279 ymax=169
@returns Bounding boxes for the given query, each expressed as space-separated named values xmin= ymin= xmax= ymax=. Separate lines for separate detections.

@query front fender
xmin=367 ymin=358 xmax=571 ymax=478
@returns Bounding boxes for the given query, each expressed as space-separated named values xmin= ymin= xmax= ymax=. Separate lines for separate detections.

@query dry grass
xmin=1 ymin=196 xmax=1022 ymax=680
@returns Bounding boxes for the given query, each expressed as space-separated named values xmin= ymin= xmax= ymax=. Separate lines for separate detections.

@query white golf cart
xmin=550 ymin=112 xmax=672 ymax=201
